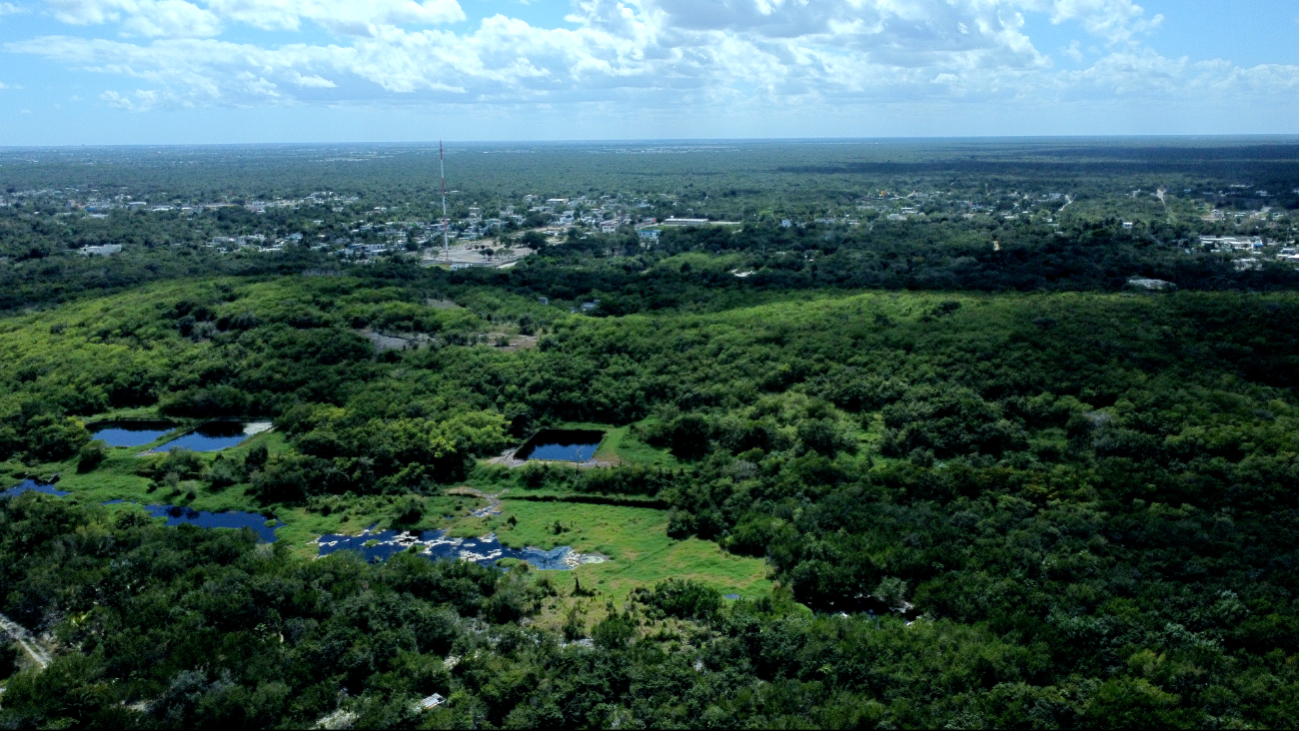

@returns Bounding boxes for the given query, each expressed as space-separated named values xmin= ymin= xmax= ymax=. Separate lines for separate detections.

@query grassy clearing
xmin=604 ymin=423 xmax=681 ymax=468
xmin=513 ymin=420 xmax=680 ymax=468
xmin=270 ymin=493 xmax=477 ymax=556
xmin=489 ymin=498 xmax=771 ymax=603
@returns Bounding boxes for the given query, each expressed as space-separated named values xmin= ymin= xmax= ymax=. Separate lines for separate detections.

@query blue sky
xmin=0 ymin=0 xmax=1296 ymax=145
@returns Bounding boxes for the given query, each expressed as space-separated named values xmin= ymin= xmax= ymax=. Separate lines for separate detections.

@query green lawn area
xmin=487 ymin=498 xmax=771 ymax=603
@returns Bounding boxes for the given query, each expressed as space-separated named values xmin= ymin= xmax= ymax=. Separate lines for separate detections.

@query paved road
xmin=0 ymin=612 xmax=50 ymax=669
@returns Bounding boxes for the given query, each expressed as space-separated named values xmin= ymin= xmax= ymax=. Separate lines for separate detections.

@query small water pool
xmin=0 ymin=480 xmax=70 ymax=500
xmin=515 ymin=429 xmax=605 ymax=462
xmin=150 ymin=421 xmax=270 ymax=453
xmin=144 ymin=504 xmax=282 ymax=543
xmin=317 ymin=528 xmax=581 ymax=570
xmin=89 ymin=420 xmax=175 ymax=448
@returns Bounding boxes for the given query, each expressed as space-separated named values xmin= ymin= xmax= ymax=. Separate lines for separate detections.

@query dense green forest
xmin=3 ymin=140 xmax=1299 ymax=728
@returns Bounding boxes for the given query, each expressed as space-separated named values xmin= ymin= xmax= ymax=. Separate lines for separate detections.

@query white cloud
xmin=5 ymin=0 xmax=1294 ymax=120
xmin=46 ymin=0 xmax=221 ymax=35
xmin=0 ymin=2 xmax=26 ymax=15
xmin=46 ymin=0 xmax=122 ymax=24
xmin=122 ymin=0 xmax=222 ymax=36
xmin=205 ymin=0 xmax=465 ymax=34
xmin=1036 ymin=0 xmax=1161 ymax=43
xmin=44 ymin=0 xmax=463 ymax=36
xmin=287 ymin=70 xmax=335 ymax=87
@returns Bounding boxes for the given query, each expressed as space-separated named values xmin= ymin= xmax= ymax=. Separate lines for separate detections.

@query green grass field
xmin=467 ymin=497 xmax=771 ymax=602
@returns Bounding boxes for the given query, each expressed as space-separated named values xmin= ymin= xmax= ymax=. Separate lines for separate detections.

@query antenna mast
xmin=440 ymin=141 xmax=450 ymax=266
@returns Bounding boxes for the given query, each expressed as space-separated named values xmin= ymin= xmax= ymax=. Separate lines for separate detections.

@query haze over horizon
xmin=0 ymin=0 xmax=1297 ymax=145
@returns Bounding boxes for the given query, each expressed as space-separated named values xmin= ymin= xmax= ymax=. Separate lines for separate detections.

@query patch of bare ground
xmin=488 ymin=333 xmax=538 ymax=351
xmin=356 ymin=328 xmax=434 ymax=352
xmin=445 ymin=486 xmax=505 ymax=516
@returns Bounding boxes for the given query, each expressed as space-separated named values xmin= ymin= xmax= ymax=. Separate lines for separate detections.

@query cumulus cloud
xmin=1031 ymin=0 xmax=1161 ymax=43
xmin=45 ymin=0 xmax=463 ymax=36
xmin=46 ymin=0 xmax=221 ymax=35
xmin=122 ymin=0 xmax=222 ymax=36
xmin=204 ymin=0 xmax=465 ymax=35
xmin=6 ymin=0 xmax=1294 ymax=115
xmin=287 ymin=70 xmax=335 ymax=88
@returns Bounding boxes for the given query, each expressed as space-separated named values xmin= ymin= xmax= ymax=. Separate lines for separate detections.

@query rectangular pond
xmin=150 ymin=421 xmax=271 ymax=453
xmin=89 ymin=420 xmax=176 ymax=448
xmin=514 ymin=428 xmax=605 ymax=462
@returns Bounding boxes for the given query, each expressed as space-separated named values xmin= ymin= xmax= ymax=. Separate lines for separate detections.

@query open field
xmin=448 ymin=497 xmax=771 ymax=602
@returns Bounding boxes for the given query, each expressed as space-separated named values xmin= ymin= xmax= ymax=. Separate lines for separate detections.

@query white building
xmin=1201 ymin=236 xmax=1263 ymax=251
xmin=79 ymin=244 xmax=122 ymax=256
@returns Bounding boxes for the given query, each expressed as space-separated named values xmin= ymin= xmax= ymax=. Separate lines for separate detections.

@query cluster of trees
xmin=254 ymin=408 xmax=510 ymax=501
xmin=8 ymin=493 xmax=1299 ymax=728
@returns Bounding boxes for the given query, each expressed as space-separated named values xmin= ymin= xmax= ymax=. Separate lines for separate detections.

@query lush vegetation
xmin=3 ymin=140 xmax=1299 ymax=728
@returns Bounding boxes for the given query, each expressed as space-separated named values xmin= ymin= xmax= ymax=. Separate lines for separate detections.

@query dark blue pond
xmin=515 ymin=429 xmax=604 ymax=463
xmin=0 ymin=480 xmax=70 ymax=500
xmin=144 ymin=504 xmax=281 ymax=543
xmin=317 ymin=528 xmax=575 ymax=570
xmin=90 ymin=421 xmax=175 ymax=448
xmin=151 ymin=422 xmax=251 ymax=453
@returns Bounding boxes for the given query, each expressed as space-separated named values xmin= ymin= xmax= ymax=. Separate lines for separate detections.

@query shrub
xmin=77 ymin=441 xmax=108 ymax=473
xmin=634 ymin=579 xmax=722 ymax=620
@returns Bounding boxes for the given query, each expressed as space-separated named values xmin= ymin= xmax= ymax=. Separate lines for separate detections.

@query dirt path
xmin=0 ymin=612 xmax=50 ymax=669
xmin=447 ymin=486 xmax=504 ymax=517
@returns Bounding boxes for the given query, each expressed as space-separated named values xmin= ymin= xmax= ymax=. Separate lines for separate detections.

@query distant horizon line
xmin=4 ymin=133 xmax=1299 ymax=151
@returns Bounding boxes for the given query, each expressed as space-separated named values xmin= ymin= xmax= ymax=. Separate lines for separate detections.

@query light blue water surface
xmin=317 ymin=528 xmax=574 ymax=569
xmin=152 ymin=422 xmax=249 ymax=452
xmin=90 ymin=422 xmax=174 ymax=448
xmin=0 ymin=480 xmax=70 ymax=499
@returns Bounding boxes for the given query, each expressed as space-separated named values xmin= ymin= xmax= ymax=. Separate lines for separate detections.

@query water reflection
xmin=317 ymin=528 xmax=605 ymax=570
xmin=0 ymin=480 xmax=70 ymax=500
xmin=515 ymin=429 xmax=605 ymax=463
xmin=144 ymin=504 xmax=282 ymax=543
xmin=151 ymin=421 xmax=270 ymax=453
xmin=89 ymin=421 xmax=175 ymax=448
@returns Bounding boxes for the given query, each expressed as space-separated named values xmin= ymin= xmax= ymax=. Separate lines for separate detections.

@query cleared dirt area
xmin=421 ymin=240 xmax=535 ymax=269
